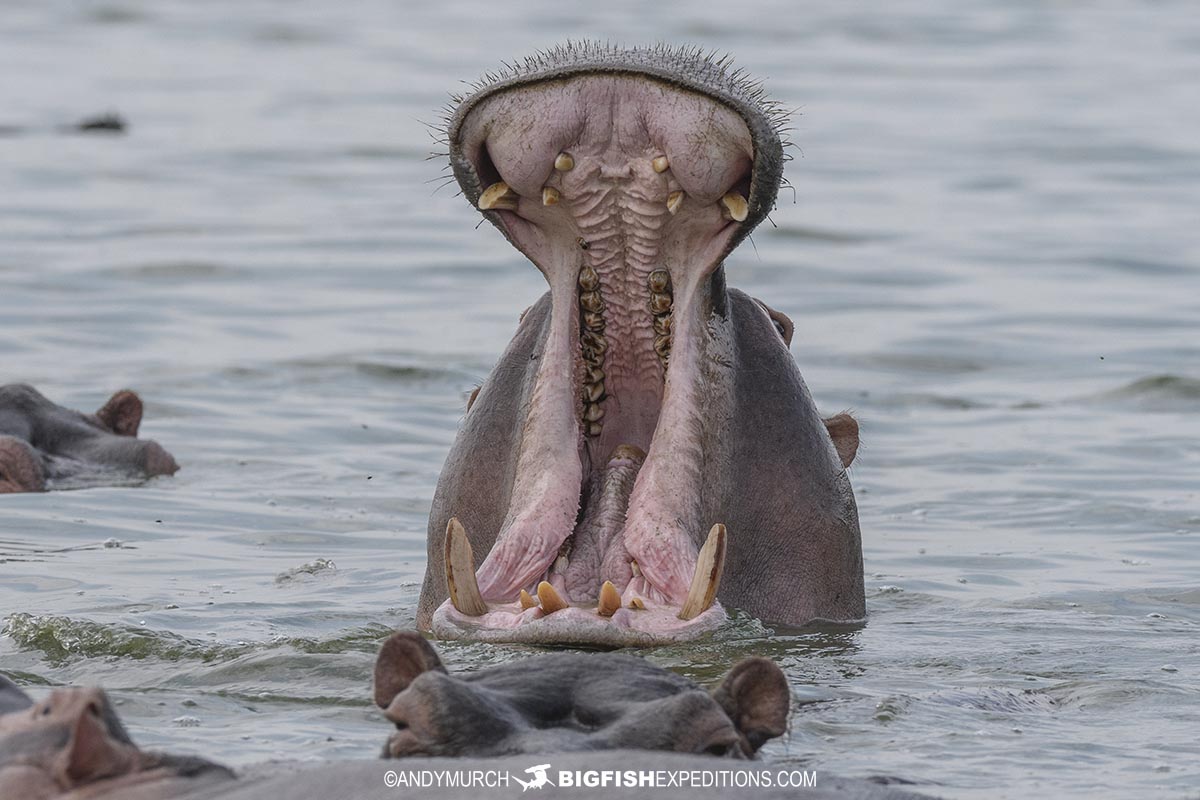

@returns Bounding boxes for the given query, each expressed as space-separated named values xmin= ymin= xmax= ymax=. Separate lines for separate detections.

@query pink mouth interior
xmin=434 ymin=74 xmax=754 ymax=644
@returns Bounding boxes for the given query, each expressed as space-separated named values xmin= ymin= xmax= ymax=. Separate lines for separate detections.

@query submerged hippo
xmin=372 ymin=631 xmax=787 ymax=758
xmin=417 ymin=43 xmax=865 ymax=645
xmin=0 ymin=634 xmax=928 ymax=799
xmin=0 ymin=384 xmax=178 ymax=494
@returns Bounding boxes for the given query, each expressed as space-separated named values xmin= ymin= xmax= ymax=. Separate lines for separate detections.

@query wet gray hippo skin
xmin=0 ymin=638 xmax=932 ymax=800
xmin=371 ymin=632 xmax=787 ymax=759
xmin=0 ymin=384 xmax=178 ymax=494
xmin=417 ymin=43 xmax=865 ymax=645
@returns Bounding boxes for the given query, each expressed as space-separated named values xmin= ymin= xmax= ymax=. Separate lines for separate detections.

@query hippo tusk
xmin=478 ymin=181 xmax=519 ymax=211
xmin=719 ymin=192 xmax=748 ymax=222
xmin=678 ymin=523 xmax=727 ymax=621
xmin=445 ymin=518 xmax=488 ymax=616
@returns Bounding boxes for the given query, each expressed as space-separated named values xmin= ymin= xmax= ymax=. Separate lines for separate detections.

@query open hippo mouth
xmin=427 ymin=45 xmax=790 ymax=645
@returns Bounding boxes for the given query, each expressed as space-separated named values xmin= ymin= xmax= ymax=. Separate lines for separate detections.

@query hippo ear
xmin=0 ymin=675 xmax=33 ymax=714
xmin=823 ymin=413 xmax=859 ymax=469
xmin=752 ymin=298 xmax=794 ymax=346
xmin=374 ymin=632 xmax=446 ymax=709
xmin=711 ymin=657 xmax=790 ymax=754
xmin=95 ymin=390 xmax=143 ymax=437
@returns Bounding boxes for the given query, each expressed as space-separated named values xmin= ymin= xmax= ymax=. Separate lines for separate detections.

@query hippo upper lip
xmin=429 ymin=46 xmax=788 ymax=645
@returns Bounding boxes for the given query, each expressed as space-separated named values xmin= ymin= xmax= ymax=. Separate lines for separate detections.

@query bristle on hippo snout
xmin=444 ymin=42 xmax=790 ymax=256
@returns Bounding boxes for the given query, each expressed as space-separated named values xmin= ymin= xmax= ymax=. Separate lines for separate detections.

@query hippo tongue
xmin=556 ymin=444 xmax=645 ymax=601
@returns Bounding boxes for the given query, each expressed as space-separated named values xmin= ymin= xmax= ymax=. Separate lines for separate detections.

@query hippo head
xmin=372 ymin=632 xmax=789 ymax=759
xmin=0 ymin=676 xmax=231 ymax=799
xmin=0 ymin=384 xmax=178 ymax=493
xmin=418 ymin=44 xmax=864 ymax=645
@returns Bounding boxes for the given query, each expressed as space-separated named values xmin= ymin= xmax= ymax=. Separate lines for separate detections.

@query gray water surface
xmin=2 ymin=2 xmax=1199 ymax=798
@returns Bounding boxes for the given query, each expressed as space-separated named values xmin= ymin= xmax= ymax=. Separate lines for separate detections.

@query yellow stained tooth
xmin=478 ymin=181 xmax=518 ymax=211
xmin=444 ymin=518 xmax=487 ymax=617
xmin=537 ymin=581 xmax=569 ymax=614
xmin=519 ymin=589 xmax=536 ymax=610
xmin=666 ymin=191 xmax=683 ymax=216
xmin=651 ymin=155 xmax=669 ymax=173
xmin=720 ymin=192 xmax=749 ymax=222
xmin=554 ymin=153 xmax=574 ymax=171
xmin=542 ymin=187 xmax=560 ymax=206
xmin=598 ymin=581 xmax=621 ymax=617
xmin=678 ymin=523 xmax=727 ymax=621
xmin=628 ymin=597 xmax=645 ymax=610
xmin=630 ymin=560 xmax=641 ymax=577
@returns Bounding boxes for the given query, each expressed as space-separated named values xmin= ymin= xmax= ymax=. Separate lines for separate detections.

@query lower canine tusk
xmin=445 ymin=517 xmax=488 ymax=616
xmin=678 ymin=523 xmax=727 ymax=620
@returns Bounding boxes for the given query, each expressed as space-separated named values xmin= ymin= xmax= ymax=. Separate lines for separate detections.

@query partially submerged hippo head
xmin=0 ymin=676 xmax=231 ymax=799
xmin=418 ymin=44 xmax=865 ymax=645
xmin=373 ymin=632 xmax=789 ymax=759
xmin=0 ymin=384 xmax=178 ymax=493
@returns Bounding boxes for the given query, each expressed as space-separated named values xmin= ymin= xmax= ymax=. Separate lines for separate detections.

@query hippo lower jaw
xmin=431 ymin=69 xmax=763 ymax=645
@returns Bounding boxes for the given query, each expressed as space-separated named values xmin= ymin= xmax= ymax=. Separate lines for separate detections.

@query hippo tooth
xmin=542 ymin=187 xmax=560 ymax=206
xmin=666 ymin=191 xmax=684 ymax=215
xmin=648 ymin=269 xmax=670 ymax=294
xmin=478 ymin=181 xmax=518 ymax=211
xmin=444 ymin=518 xmax=488 ymax=616
xmin=651 ymin=155 xmax=670 ymax=173
xmin=597 ymin=580 xmax=621 ymax=617
xmin=578 ymin=266 xmax=600 ymax=291
xmin=584 ymin=403 xmax=605 ymax=422
xmin=584 ymin=382 xmax=605 ymax=403
xmin=519 ymin=588 xmax=536 ymax=610
xmin=678 ymin=523 xmax=727 ymax=621
xmin=554 ymin=554 xmax=569 ymax=574
xmin=554 ymin=152 xmax=574 ymax=171
xmin=537 ymin=581 xmax=570 ymax=614
xmin=630 ymin=560 xmax=641 ymax=578
xmin=586 ymin=421 xmax=603 ymax=437
xmin=628 ymin=597 xmax=645 ymax=610
xmin=720 ymin=192 xmax=749 ymax=222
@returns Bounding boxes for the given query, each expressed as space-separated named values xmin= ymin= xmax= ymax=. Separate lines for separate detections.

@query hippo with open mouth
xmin=417 ymin=43 xmax=865 ymax=646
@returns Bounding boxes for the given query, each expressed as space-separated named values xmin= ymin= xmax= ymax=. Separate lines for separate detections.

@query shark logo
xmin=513 ymin=764 xmax=553 ymax=791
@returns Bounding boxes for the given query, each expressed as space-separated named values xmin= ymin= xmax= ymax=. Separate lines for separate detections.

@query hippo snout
xmin=140 ymin=440 xmax=179 ymax=477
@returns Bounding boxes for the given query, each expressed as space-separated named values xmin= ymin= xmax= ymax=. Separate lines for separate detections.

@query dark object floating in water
xmin=0 ymin=112 xmax=129 ymax=137
xmin=71 ymin=112 xmax=128 ymax=134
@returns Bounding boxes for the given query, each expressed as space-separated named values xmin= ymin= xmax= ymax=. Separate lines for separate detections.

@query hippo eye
xmin=41 ymin=705 xmax=52 ymax=716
